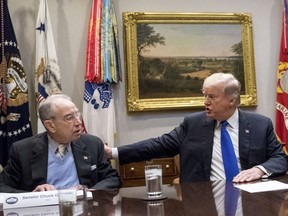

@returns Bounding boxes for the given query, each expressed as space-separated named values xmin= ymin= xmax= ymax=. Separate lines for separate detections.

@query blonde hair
xmin=203 ymin=73 xmax=241 ymax=105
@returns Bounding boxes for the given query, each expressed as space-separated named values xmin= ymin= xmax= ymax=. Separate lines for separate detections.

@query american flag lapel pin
xmin=245 ymin=129 xmax=250 ymax=134
xmin=83 ymin=156 xmax=88 ymax=160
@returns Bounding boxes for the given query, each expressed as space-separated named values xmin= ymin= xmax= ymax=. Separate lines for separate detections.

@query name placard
xmin=3 ymin=190 xmax=59 ymax=209
xmin=3 ymin=202 xmax=85 ymax=216
xmin=4 ymin=205 xmax=60 ymax=215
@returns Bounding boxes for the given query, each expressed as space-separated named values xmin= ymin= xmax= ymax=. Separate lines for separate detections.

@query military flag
xmin=276 ymin=0 xmax=288 ymax=153
xmin=82 ymin=0 xmax=121 ymax=147
xmin=0 ymin=0 xmax=32 ymax=166
xmin=35 ymin=0 xmax=62 ymax=132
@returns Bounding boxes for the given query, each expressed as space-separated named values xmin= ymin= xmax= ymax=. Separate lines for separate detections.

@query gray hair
xmin=203 ymin=73 xmax=241 ymax=105
xmin=38 ymin=94 xmax=72 ymax=123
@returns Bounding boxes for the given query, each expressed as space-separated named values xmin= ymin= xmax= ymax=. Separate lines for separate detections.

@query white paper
xmin=234 ymin=180 xmax=288 ymax=193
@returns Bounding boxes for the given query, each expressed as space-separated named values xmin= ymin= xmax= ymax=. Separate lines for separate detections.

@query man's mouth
xmin=74 ymin=129 xmax=81 ymax=134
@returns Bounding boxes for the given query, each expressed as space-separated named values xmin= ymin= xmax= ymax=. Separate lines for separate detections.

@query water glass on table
xmin=58 ymin=186 xmax=88 ymax=216
xmin=145 ymin=164 xmax=163 ymax=198
xmin=58 ymin=188 xmax=77 ymax=204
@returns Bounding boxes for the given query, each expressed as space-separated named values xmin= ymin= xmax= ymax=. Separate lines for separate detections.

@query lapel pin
xmin=245 ymin=129 xmax=250 ymax=133
xmin=83 ymin=156 xmax=88 ymax=160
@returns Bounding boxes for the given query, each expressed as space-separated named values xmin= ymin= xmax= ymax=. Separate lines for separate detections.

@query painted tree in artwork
xmin=137 ymin=23 xmax=165 ymax=57
xmin=231 ymin=42 xmax=243 ymax=56
xmin=231 ymin=41 xmax=245 ymax=92
xmin=137 ymin=24 xmax=166 ymax=95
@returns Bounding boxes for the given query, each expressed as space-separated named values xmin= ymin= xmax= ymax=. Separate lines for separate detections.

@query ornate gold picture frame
xmin=123 ymin=12 xmax=257 ymax=112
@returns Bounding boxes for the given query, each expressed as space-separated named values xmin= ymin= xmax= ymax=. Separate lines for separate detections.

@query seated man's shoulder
xmin=13 ymin=133 xmax=45 ymax=148
xmin=242 ymin=111 xmax=270 ymax=122
xmin=79 ymin=133 xmax=102 ymax=144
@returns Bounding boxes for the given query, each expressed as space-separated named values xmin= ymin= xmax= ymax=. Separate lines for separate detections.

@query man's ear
xmin=44 ymin=120 xmax=56 ymax=133
xmin=228 ymin=97 xmax=236 ymax=105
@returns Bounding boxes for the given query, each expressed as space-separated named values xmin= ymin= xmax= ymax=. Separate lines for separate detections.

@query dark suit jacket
xmin=0 ymin=133 xmax=121 ymax=192
xmin=118 ymin=110 xmax=288 ymax=182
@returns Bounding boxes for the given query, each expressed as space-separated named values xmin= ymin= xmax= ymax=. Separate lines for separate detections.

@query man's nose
xmin=204 ymin=96 xmax=210 ymax=105
xmin=75 ymin=117 xmax=82 ymax=125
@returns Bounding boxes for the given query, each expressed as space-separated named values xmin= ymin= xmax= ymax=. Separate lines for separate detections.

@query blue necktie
xmin=221 ymin=121 xmax=239 ymax=181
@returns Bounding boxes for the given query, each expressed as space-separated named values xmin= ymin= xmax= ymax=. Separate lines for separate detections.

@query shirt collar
xmin=217 ymin=109 xmax=239 ymax=129
xmin=48 ymin=135 xmax=71 ymax=153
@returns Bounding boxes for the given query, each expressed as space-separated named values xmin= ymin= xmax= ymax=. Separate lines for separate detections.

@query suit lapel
xmin=71 ymin=138 xmax=92 ymax=185
xmin=30 ymin=133 xmax=49 ymax=185
xmin=238 ymin=110 xmax=251 ymax=170
xmin=200 ymin=111 xmax=251 ymax=179
xmin=202 ymin=118 xmax=216 ymax=180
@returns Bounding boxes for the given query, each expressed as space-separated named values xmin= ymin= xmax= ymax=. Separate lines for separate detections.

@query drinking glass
xmin=145 ymin=165 xmax=163 ymax=198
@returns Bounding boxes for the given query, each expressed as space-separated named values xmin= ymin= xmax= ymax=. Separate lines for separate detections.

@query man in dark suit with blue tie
xmin=106 ymin=72 xmax=288 ymax=183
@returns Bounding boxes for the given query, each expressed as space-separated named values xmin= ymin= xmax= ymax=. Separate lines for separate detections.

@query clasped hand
xmin=33 ymin=184 xmax=84 ymax=192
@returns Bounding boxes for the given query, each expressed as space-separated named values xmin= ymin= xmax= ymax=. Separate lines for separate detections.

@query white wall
xmin=8 ymin=0 xmax=281 ymax=147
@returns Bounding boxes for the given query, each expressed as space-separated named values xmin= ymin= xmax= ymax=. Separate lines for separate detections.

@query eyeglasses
xmin=51 ymin=111 xmax=82 ymax=123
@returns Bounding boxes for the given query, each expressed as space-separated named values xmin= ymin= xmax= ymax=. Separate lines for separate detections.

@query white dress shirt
xmin=210 ymin=109 xmax=240 ymax=181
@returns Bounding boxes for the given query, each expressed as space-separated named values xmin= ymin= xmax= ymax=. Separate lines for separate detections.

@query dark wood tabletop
xmin=2 ymin=175 xmax=288 ymax=215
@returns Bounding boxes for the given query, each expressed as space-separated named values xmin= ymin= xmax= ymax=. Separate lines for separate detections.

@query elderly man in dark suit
xmin=106 ymin=72 xmax=288 ymax=183
xmin=0 ymin=94 xmax=121 ymax=192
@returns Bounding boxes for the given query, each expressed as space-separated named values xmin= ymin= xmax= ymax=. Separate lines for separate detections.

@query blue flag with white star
xmin=0 ymin=0 xmax=32 ymax=166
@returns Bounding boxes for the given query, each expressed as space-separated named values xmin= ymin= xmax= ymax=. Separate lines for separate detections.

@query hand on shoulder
xmin=104 ymin=143 xmax=113 ymax=160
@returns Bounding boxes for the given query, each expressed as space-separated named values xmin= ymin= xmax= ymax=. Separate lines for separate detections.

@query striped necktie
xmin=55 ymin=144 xmax=68 ymax=159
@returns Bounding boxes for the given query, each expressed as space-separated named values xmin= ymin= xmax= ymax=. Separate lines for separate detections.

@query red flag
xmin=82 ymin=0 xmax=121 ymax=147
xmin=276 ymin=0 xmax=288 ymax=152
xmin=85 ymin=0 xmax=102 ymax=83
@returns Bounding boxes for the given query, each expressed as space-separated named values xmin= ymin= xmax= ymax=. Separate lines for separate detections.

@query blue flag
xmin=0 ymin=0 xmax=32 ymax=166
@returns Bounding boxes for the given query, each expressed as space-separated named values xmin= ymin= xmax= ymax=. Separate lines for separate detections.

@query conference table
xmin=2 ymin=175 xmax=288 ymax=215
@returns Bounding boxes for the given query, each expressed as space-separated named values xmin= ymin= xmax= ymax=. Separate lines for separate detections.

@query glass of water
xmin=145 ymin=165 xmax=163 ymax=198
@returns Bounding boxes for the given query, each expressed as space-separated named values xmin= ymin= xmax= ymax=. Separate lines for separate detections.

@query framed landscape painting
xmin=123 ymin=12 xmax=257 ymax=112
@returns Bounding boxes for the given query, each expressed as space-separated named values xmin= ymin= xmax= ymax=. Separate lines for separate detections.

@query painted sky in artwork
xmin=142 ymin=23 xmax=242 ymax=57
